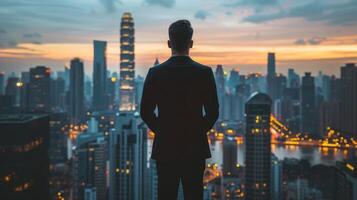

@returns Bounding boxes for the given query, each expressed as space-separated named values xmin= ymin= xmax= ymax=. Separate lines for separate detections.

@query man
xmin=140 ymin=20 xmax=219 ymax=200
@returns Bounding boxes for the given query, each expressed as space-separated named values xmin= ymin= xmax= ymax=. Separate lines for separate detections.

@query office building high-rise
xmin=288 ymin=68 xmax=300 ymax=88
xmin=301 ymin=72 xmax=316 ymax=137
xmin=73 ymin=133 xmax=107 ymax=200
xmin=267 ymin=52 xmax=276 ymax=78
xmin=119 ymin=12 xmax=135 ymax=111
xmin=215 ymin=65 xmax=225 ymax=120
xmin=271 ymin=155 xmax=283 ymax=200
xmin=69 ymin=58 xmax=85 ymax=123
xmin=223 ymin=137 xmax=239 ymax=177
xmin=28 ymin=66 xmax=51 ymax=112
xmin=0 ymin=114 xmax=49 ymax=200
xmin=267 ymin=52 xmax=276 ymax=98
xmin=0 ymin=72 xmax=4 ymax=95
xmin=109 ymin=112 xmax=148 ymax=200
xmin=4 ymin=77 xmax=21 ymax=108
xmin=245 ymin=92 xmax=272 ymax=200
xmin=93 ymin=40 xmax=108 ymax=111
xmin=340 ymin=63 xmax=357 ymax=136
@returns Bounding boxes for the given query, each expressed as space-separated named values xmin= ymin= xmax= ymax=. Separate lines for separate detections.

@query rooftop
xmin=0 ymin=114 xmax=48 ymax=123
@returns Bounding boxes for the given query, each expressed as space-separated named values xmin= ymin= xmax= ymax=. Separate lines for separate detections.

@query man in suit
xmin=140 ymin=20 xmax=219 ymax=200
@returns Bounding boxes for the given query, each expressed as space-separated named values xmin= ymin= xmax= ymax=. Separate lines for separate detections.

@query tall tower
xmin=340 ymin=63 xmax=357 ymax=137
xmin=267 ymin=52 xmax=276 ymax=100
xmin=215 ymin=65 xmax=225 ymax=120
xmin=109 ymin=112 xmax=149 ymax=200
xmin=300 ymin=72 xmax=316 ymax=137
xmin=245 ymin=92 xmax=272 ymax=200
xmin=267 ymin=52 xmax=275 ymax=78
xmin=93 ymin=40 xmax=108 ymax=111
xmin=119 ymin=12 xmax=135 ymax=111
xmin=69 ymin=58 xmax=84 ymax=124
xmin=28 ymin=66 xmax=51 ymax=112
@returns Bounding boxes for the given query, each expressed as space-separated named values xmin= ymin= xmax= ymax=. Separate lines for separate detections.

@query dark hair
xmin=168 ymin=20 xmax=193 ymax=52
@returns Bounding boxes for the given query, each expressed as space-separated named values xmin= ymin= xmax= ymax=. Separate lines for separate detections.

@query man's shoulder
xmin=149 ymin=57 xmax=212 ymax=74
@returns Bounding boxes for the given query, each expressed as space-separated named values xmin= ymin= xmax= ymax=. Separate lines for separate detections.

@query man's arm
xmin=203 ymin=68 xmax=219 ymax=132
xmin=140 ymin=68 xmax=159 ymax=133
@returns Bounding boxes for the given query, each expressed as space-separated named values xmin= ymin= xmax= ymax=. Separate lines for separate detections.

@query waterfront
xmin=208 ymin=140 xmax=357 ymax=166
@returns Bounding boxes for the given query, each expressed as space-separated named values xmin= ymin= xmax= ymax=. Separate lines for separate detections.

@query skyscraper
xmin=119 ymin=12 xmax=135 ymax=111
xmin=93 ymin=40 xmax=108 ymax=111
xmin=0 ymin=114 xmax=49 ymax=200
xmin=69 ymin=58 xmax=85 ymax=123
xmin=4 ymin=77 xmax=21 ymax=108
xmin=271 ymin=155 xmax=283 ymax=200
xmin=109 ymin=112 xmax=148 ymax=200
xmin=28 ymin=66 xmax=51 ymax=112
xmin=340 ymin=63 xmax=357 ymax=136
xmin=215 ymin=64 xmax=225 ymax=120
xmin=267 ymin=52 xmax=276 ymax=78
xmin=301 ymin=72 xmax=316 ymax=137
xmin=267 ymin=52 xmax=277 ymax=100
xmin=0 ymin=72 xmax=4 ymax=95
xmin=73 ymin=134 xmax=107 ymax=200
xmin=245 ymin=92 xmax=272 ymax=200
xmin=223 ymin=136 xmax=238 ymax=177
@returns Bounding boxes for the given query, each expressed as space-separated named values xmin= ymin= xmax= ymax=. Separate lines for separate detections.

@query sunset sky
xmin=0 ymin=0 xmax=357 ymax=77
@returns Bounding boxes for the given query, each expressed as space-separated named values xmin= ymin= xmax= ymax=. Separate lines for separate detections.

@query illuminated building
xmin=245 ymin=92 xmax=272 ymax=200
xmin=119 ymin=12 xmax=135 ymax=111
xmin=69 ymin=58 xmax=85 ymax=123
xmin=109 ymin=112 xmax=149 ymax=200
xmin=93 ymin=40 xmax=108 ymax=111
xmin=0 ymin=114 xmax=49 ymax=200
xmin=73 ymin=134 xmax=107 ymax=200
xmin=336 ymin=159 xmax=357 ymax=200
xmin=107 ymin=76 xmax=117 ymax=110
xmin=341 ymin=63 xmax=357 ymax=137
xmin=28 ymin=66 xmax=51 ymax=112
xmin=49 ymin=113 xmax=69 ymax=164
xmin=301 ymin=72 xmax=316 ymax=137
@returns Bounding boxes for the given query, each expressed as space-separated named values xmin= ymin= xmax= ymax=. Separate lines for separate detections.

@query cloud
xmin=294 ymin=37 xmax=327 ymax=45
xmin=243 ymin=0 xmax=357 ymax=25
xmin=145 ymin=0 xmax=175 ymax=8
xmin=224 ymin=0 xmax=277 ymax=7
xmin=294 ymin=38 xmax=306 ymax=45
xmin=194 ymin=10 xmax=209 ymax=20
xmin=23 ymin=32 xmax=42 ymax=39
xmin=307 ymin=37 xmax=326 ymax=45
xmin=99 ymin=0 xmax=120 ymax=13
xmin=0 ymin=29 xmax=6 ymax=34
xmin=0 ymin=41 xmax=18 ymax=49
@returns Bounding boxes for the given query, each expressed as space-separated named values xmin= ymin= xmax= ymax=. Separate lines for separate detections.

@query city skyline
xmin=1 ymin=0 xmax=357 ymax=76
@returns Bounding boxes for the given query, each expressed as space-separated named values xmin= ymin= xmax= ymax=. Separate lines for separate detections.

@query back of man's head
xmin=168 ymin=20 xmax=193 ymax=53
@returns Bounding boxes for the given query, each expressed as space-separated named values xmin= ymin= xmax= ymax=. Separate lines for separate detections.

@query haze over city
xmin=1 ymin=0 xmax=357 ymax=76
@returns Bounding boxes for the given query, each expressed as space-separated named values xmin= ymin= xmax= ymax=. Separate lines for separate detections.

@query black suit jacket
xmin=140 ymin=56 xmax=219 ymax=161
